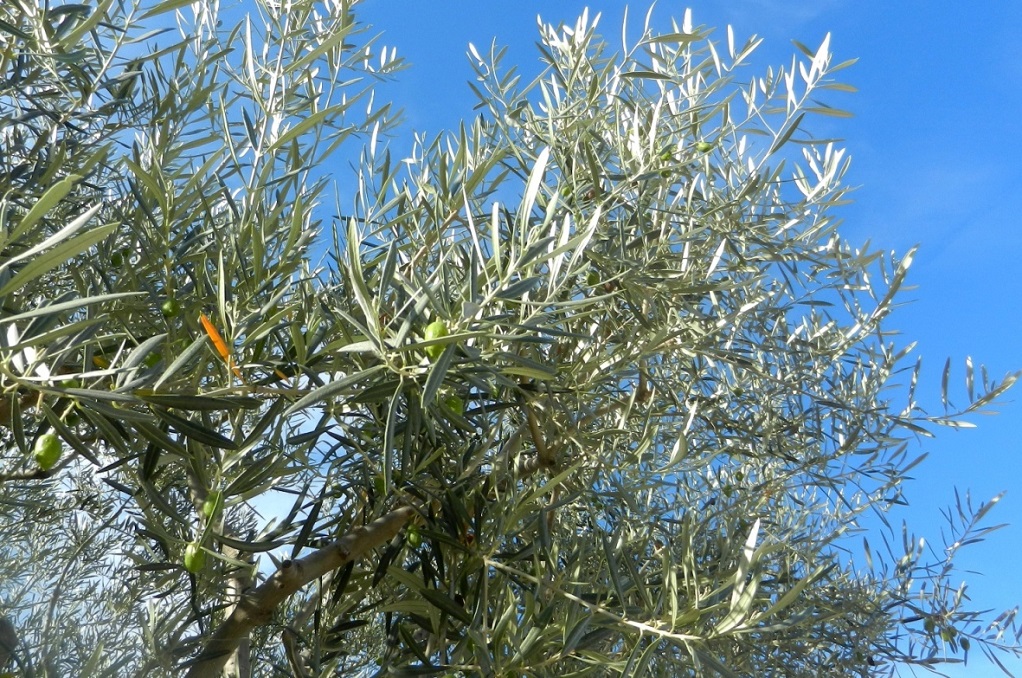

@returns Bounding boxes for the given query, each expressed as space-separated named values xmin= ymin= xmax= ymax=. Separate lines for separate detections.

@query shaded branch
xmin=524 ymin=401 xmax=555 ymax=469
xmin=0 ymin=469 xmax=53 ymax=482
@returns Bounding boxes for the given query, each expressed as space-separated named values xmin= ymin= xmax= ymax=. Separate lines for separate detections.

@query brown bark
xmin=183 ymin=504 xmax=417 ymax=678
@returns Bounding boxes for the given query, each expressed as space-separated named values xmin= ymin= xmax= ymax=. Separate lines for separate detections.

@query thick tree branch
xmin=221 ymin=541 xmax=254 ymax=678
xmin=183 ymin=504 xmax=417 ymax=678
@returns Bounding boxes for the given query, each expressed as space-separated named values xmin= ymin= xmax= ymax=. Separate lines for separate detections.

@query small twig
xmin=524 ymin=402 xmax=554 ymax=469
xmin=0 ymin=469 xmax=53 ymax=482
xmin=281 ymin=628 xmax=310 ymax=678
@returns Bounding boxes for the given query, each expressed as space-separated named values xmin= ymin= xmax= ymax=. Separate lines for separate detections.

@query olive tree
xmin=0 ymin=1 xmax=1019 ymax=676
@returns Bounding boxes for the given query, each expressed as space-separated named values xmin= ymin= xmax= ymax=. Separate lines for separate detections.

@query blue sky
xmin=352 ymin=1 xmax=1022 ymax=675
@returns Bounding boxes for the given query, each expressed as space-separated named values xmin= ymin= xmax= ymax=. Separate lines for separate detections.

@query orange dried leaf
xmin=200 ymin=313 xmax=243 ymax=380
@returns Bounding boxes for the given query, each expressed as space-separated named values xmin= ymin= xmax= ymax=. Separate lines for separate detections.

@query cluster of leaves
xmin=0 ymin=0 xmax=399 ymax=673
xmin=0 ymin=1 xmax=1019 ymax=676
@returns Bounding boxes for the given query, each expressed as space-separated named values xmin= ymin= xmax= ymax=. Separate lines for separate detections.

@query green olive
xmin=62 ymin=406 xmax=81 ymax=426
xmin=443 ymin=394 xmax=465 ymax=416
xmin=586 ymin=270 xmax=600 ymax=287
xmin=695 ymin=141 xmax=714 ymax=153
xmin=202 ymin=491 xmax=222 ymax=519
xmin=406 ymin=525 xmax=422 ymax=548
xmin=161 ymin=298 xmax=180 ymax=318
xmin=34 ymin=433 xmax=62 ymax=471
xmin=184 ymin=542 xmax=206 ymax=573
xmin=423 ymin=320 xmax=450 ymax=361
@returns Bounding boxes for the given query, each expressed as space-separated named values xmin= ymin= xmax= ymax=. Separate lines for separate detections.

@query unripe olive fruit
xmin=423 ymin=320 xmax=449 ymax=361
xmin=110 ymin=247 xmax=131 ymax=267
xmin=695 ymin=141 xmax=714 ymax=153
xmin=161 ymin=298 xmax=180 ymax=318
xmin=443 ymin=394 xmax=465 ymax=416
xmin=184 ymin=542 xmax=206 ymax=573
xmin=62 ymin=406 xmax=81 ymax=426
xmin=586 ymin=270 xmax=600 ymax=287
xmin=34 ymin=433 xmax=62 ymax=470
xmin=372 ymin=474 xmax=386 ymax=496
xmin=406 ymin=525 xmax=422 ymax=548
xmin=202 ymin=491 xmax=222 ymax=519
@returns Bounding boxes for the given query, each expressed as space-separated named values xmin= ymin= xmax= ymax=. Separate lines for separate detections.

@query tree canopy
xmin=0 ymin=1 xmax=1019 ymax=676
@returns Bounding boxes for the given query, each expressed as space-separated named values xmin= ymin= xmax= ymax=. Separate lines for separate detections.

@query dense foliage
xmin=0 ymin=1 xmax=1018 ymax=676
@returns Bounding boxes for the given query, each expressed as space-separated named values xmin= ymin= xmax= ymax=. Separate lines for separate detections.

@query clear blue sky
xmin=353 ymin=2 xmax=1022 ymax=675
